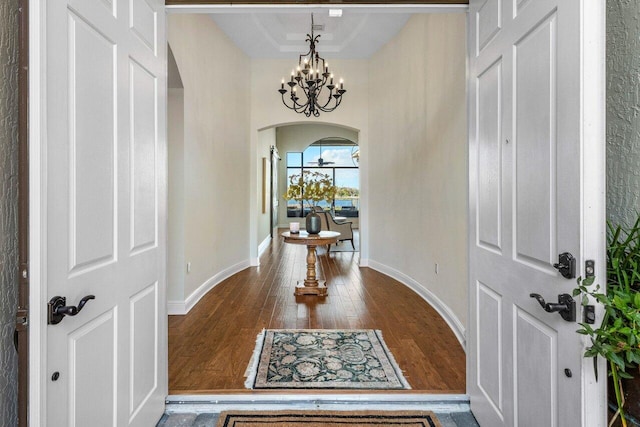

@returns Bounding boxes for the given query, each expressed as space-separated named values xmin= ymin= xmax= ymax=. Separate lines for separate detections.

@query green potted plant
xmin=283 ymin=170 xmax=336 ymax=234
xmin=574 ymin=216 xmax=640 ymax=427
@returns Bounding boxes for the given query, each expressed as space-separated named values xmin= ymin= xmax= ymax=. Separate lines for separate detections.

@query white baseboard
xmin=167 ymin=299 xmax=187 ymax=315
xmin=258 ymin=235 xmax=271 ymax=257
xmin=367 ymin=260 xmax=466 ymax=349
xmin=167 ymin=260 xmax=251 ymax=315
xmin=359 ymin=258 xmax=369 ymax=267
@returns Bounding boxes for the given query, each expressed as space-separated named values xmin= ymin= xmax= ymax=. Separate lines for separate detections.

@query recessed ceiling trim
xmin=335 ymin=13 xmax=370 ymax=53
xmin=251 ymin=13 xmax=285 ymax=52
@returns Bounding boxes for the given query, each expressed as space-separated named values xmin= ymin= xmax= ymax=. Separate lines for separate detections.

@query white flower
xmin=296 ymin=361 xmax=320 ymax=376
xmin=281 ymin=355 xmax=297 ymax=365
xmin=296 ymin=335 xmax=316 ymax=345
xmin=369 ymin=369 xmax=386 ymax=378
xmin=337 ymin=370 xmax=353 ymax=379
xmin=278 ymin=367 xmax=292 ymax=377
xmin=326 ymin=361 xmax=342 ymax=371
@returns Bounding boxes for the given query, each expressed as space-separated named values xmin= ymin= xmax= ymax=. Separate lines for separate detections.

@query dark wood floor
xmin=168 ymin=231 xmax=466 ymax=394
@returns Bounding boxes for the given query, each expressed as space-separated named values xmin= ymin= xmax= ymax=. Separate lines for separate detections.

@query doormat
xmin=244 ymin=329 xmax=411 ymax=389
xmin=216 ymin=410 xmax=441 ymax=427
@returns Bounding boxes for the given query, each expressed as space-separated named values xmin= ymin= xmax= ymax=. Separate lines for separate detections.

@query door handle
xmin=48 ymin=295 xmax=95 ymax=325
xmin=529 ymin=293 xmax=576 ymax=322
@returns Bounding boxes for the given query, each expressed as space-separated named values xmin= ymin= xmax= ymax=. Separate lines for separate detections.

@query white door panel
xmin=468 ymin=0 xmax=606 ymax=426
xmin=42 ymin=0 xmax=166 ymax=425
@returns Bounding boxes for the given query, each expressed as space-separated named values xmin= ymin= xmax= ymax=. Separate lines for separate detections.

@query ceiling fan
xmin=307 ymin=142 xmax=335 ymax=167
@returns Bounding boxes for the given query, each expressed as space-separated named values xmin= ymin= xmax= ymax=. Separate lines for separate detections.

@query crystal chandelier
xmin=278 ymin=14 xmax=346 ymax=117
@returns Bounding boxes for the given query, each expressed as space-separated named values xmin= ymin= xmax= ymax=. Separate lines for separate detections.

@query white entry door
xmin=37 ymin=0 xmax=167 ymax=425
xmin=468 ymin=0 xmax=606 ymax=426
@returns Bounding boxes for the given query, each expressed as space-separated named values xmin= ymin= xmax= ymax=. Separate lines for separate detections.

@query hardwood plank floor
xmin=168 ymin=231 xmax=466 ymax=394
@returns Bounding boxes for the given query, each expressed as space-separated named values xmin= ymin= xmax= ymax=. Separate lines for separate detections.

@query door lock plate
xmin=553 ymin=252 xmax=576 ymax=279
xmin=48 ymin=296 xmax=67 ymax=325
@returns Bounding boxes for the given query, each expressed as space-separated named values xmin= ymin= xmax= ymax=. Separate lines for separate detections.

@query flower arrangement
xmin=283 ymin=170 xmax=337 ymax=216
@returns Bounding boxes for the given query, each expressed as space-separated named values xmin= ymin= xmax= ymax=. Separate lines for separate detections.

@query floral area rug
xmin=244 ymin=329 xmax=411 ymax=389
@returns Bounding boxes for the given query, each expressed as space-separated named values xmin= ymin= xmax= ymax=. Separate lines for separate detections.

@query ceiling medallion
xmin=278 ymin=14 xmax=346 ymax=117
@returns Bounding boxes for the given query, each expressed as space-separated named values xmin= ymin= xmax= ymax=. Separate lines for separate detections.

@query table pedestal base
xmin=295 ymin=280 xmax=327 ymax=296
xmin=281 ymin=231 xmax=340 ymax=298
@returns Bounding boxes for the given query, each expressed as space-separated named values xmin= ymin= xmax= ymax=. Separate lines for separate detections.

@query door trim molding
xmin=27 ymin=0 xmax=47 ymax=424
xmin=579 ymin=0 xmax=607 ymax=425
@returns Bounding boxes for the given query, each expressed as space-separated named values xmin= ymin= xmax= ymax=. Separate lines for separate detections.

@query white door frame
xmin=576 ymin=1 xmax=608 ymax=424
xmin=28 ymin=1 xmax=47 ymax=423
xmin=28 ymin=1 xmax=606 ymax=425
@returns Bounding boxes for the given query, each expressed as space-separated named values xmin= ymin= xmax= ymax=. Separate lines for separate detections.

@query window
xmin=286 ymin=141 xmax=359 ymax=218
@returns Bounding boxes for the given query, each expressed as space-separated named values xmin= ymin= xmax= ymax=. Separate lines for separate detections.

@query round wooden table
xmin=281 ymin=230 xmax=340 ymax=296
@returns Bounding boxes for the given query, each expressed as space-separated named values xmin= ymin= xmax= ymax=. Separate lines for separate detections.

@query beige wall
xmin=368 ymin=14 xmax=468 ymax=332
xmin=168 ymin=15 xmax=251 ymax=306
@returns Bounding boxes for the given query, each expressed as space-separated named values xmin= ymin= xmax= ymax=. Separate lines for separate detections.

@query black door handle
xmin=48 ymin=295 xmax=95 ymax=325
xmin=530 ymin=293 xmax=576 ymax=322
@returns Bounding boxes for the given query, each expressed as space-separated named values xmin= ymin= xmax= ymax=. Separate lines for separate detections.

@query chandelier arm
xmin=318 ymin=92 xmax=345 ymax=112
xmin=281 ymin=91 xmax=310 ymax=115
xmin=317 ymin=102 xmax=339 ymax=113
xmin=317 ymin=91 xmax=336 ymax=110
xmin=281 ymin=93 xmax=298 ymax=111
xmin=293 ymin=95 xmax=310 ymax=113
xmin=291 ymin=91 xmax=309 ymax=109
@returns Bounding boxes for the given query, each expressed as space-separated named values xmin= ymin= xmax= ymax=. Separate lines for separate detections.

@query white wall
xmin=368 ymin=14 xmax=468 ymax=336
xmin=168 ymin=15 xmax=252 ymax=312
xmin=275 ymin=124 xmax=359 ymax=227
